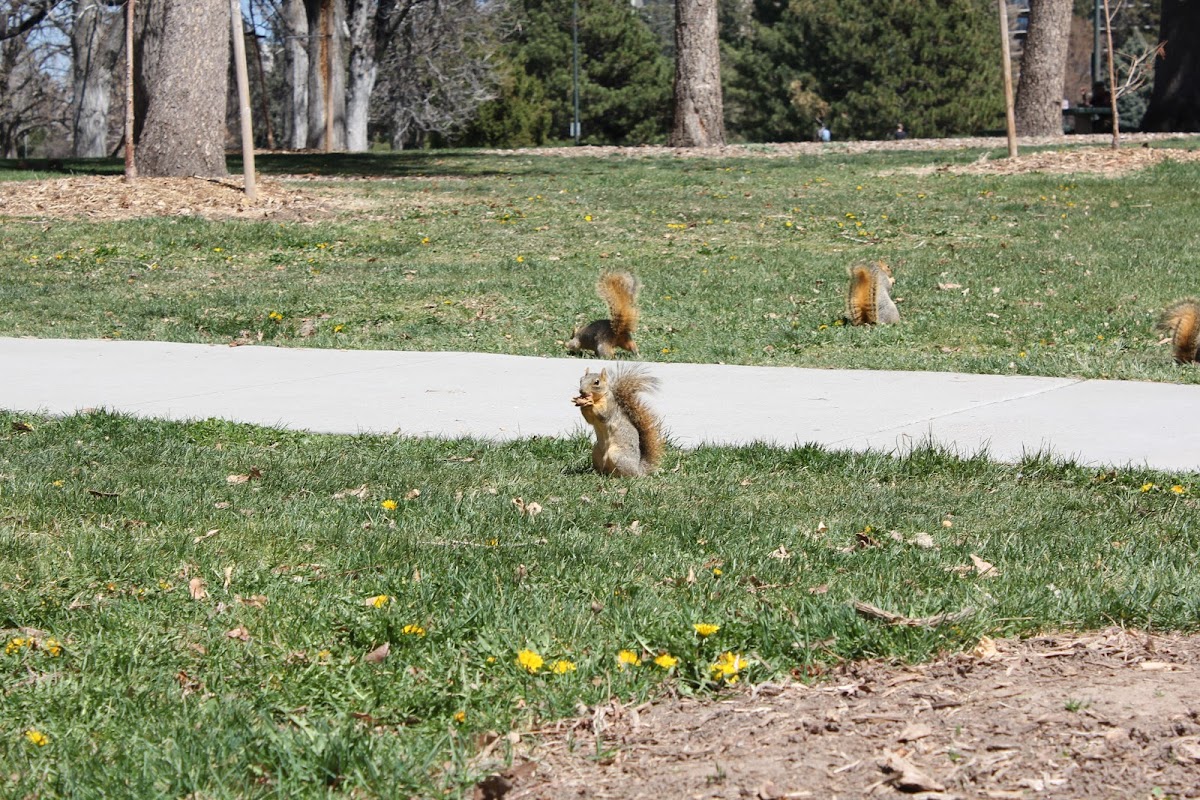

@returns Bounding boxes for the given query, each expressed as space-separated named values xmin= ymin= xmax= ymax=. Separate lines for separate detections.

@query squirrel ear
xmin=599 ymin=368 xmax=608 ymax=380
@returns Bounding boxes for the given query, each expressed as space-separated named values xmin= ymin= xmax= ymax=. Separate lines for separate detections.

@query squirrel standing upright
xmin=845 ymin=261 xmax=900 ymax=325
xmin=1157 ymin=299 xmax=1200 ymax=363
xmin=567 ymin=271 xmax=640 ymax=358
xmin=572 ymin=366 xmax=663 ymax=477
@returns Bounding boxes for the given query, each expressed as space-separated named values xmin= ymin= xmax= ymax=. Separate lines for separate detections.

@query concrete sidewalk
xmin=2 ymin=337 xmax=1197 ymax=472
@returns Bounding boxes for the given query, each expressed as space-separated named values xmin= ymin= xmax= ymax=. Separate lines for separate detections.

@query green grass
xmin=3 ymin=411 xmax=1199 ymax=797
xmin=2 ymin=145 xmax=1199 ymax=383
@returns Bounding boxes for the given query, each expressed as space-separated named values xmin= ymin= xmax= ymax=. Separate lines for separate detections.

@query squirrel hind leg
xmin=596 ymin=341 xmax=615 ymax=359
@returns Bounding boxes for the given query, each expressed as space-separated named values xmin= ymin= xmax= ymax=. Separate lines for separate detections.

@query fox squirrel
xmin=567 ymin=271 xmax=640 ymax=358
xmin=572 ymin=366 xmax=663 ymax=477
xmin=1157 ymin=299 xmax=1200 ymax=363
xmin=845 ymin=261 xmax=900 ymax=325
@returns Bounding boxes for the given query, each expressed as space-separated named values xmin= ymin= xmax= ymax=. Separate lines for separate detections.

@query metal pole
xmin=572 ymin=0 xmax=580 ymax=143
xmin=230 ymin=0 xmax=257 ymax=199
xmin=1092 ymin=0 xmax=1101 ymax=89
xmin=998 ymin=0 xmax=1018 ymax=158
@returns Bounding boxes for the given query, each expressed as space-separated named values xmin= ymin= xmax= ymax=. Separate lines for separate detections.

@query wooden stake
xmin=123 ymin=0 xmax=136 ymax=180
xmin=998 ymin=0 xmax=1018 ymax=159
xmin=1102 ymin=0 xmax=1120 ymax=150
xmin=230 ymin=0 xmax=257 ymax=199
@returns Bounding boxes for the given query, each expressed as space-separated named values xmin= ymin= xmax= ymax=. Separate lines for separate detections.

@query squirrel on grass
xmin=566 ymin=271 xmax=640 ymax=358
xmin=572 ymin=366 xmax=663 ymax=477
xmin=1157 ymin=299 xmax=1200 ymax=363
xmin=845 ymin=261 xmax=900 ymax=325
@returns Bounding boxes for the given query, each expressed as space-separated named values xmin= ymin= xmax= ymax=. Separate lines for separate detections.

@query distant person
xmin=893 ymin=123 xmax=907 ymax=140
xmin=817 ymin=119 xmax=831 ymax=143
xmin=1090 ymin=81 xmax=1111 ymax=108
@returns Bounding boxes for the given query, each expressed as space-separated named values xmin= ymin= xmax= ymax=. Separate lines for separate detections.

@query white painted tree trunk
xmin=345 ymin=0 xmax=378 ymax=152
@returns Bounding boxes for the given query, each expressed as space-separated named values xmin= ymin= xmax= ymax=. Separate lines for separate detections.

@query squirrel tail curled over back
xmin=598 ymin=271 xmax=640 ymax=343
xmin=610 ymin=366 xmax=663 ymax=470
xmin=845 ymin=261 xmax=897 ymax=325
xmin=1158 ymin=299 xmax=1200 ymax=363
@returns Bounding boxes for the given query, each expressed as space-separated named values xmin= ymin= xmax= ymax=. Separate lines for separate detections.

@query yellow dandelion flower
xmin=317 ymin=649 xmax=332 ymax=660
xmin=584 ymin=214 xmax=593 ymax=222
xmin=421 ymin=236 xmax=431 ymax=244
xmin=453 ymin=711 xmax=466 ymax=723
xmin=818 ymin=324 xmax=828 ymax=330
xmin=617 ymin=650 xmax=640 ymax=668
xmin=24 ymin=730 xmax=48 ymax=747
xmin=381 ymin=499 xmax=398 ymax=511
xmin=712 ymin=568 xmax=722 ymax=577
xmin=43 ymin=638 xmax=62 ymax=657
xmin=1171 ymin=485 xmax=1187 ymax=495
xmin=333 ymin=324 xmax=344 ymax=333
xmin=711 ymin=651 xmax=747 ymax=682
xmin=401 ymin=624 xmax=426 ymax=636
xmin=517 ymin=649 xmax=544 ymax=673
xmin=268 ymin=311 xmax=283 ymax=321
xmin=551 ymin=659 xmax=576 ymax=675
xmin=1141 ymin=483 xmax=1156 ymax=493
xmin=52 ymin=480 xmax=64 ymax=488
xmin=653 ymin=653 xmax=678 ymax=670
xmin=693 ymin=623 xmax=720 ymax=638
xmin=515 ymin=255 xmax=525 ymax=263
xmin=368 ymin=594 xmax=390 ymax=609
xmin=6 ymin=637 xmax=29 ymax=655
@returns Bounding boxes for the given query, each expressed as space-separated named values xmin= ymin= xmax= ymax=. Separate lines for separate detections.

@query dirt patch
xmin=0 ymin=175 xmax=339 ymax=222
xmin=483 ymin=628 xmax=1200 ymax=799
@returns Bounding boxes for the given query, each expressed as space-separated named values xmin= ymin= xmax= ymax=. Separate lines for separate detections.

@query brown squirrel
xmin=566 ymin=271 xmax=640 ymax=358
xmin=1157 ymin=299 xmax=1200 ymax=363
xmin=845 ymin=261 xmax=900 ymax=325
xmin=572 ymin=366 xmax=663 ymax=477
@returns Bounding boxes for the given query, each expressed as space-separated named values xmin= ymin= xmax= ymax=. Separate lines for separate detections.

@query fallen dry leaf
xmin=972 ymin=636 xmax=1000 ymax=659
xmin=225 ymin=626 xmax=250 ymax=642
xmin=896 ymin=722 xmax=933 ymax=742
xmin=405 ymin=488 xmax=421 ymax=500
xmin=937 ymin=282 xmax=963 ymax=290
xmin=969 ymin=553 xmax=999 ymax=578
xmin=880 ymin=749 xmax=945 ymax=793
xmin=223 ymin=566 xmax=233 ymax=590
xmin=910 ymin=532 xmax=936 ymax=549
xmin=226 ymin=474 xmax=251 ymax=485
xmin=193 ymin=528 xmax=219 ymax=544
xmin=363 ymin=642 xmax=390 ymax=663
xmin=769 ymin=545 xmax=791 ymax=560
xmin=332 ymin=484 xmax=369 ymax=500
xmin=237 ymin=594 xmax=268 ymax=609
xmin=188 ymin=577 xmax=207 ymax=601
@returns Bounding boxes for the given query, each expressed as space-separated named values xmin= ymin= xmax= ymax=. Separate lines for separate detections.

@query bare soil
xmin=2 ymin=135 xmax=1199 ymax=223
xmin=480 ymin=629 xmax=1200 ymax=800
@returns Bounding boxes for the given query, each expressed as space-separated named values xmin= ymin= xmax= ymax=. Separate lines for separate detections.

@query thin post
xmin=1092 ymin=0 xmax=1101 ymax=86
xmin=571 ymin=0 xmax=580 ymax=143
xmin=230 ymin=0 xmax=257 ymax=199
xmin=124 ymin=0 xmax=136 ymax=179
xmin=1102 ymin=0 xmax=1120 ymax=149
xmin=998 ymin=0 xmax=1018 ymax=158
xmin=247 ymin=0 xmax=276 ymax=150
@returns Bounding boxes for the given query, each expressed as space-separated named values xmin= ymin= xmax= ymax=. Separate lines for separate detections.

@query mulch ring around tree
xmin=476 ymin=628 xmax=1200 ymax=800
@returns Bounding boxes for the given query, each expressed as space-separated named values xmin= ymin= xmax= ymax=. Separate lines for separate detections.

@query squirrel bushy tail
xmin=845 ymin=261 xmax=899 ymax=325
xmin=572 ymin=365 xmax=663 ymax=476
xmin=567 ymin=271 xmax=640 ymax=358
xmin=1158 ymin=299 xmax=1200 ymax=363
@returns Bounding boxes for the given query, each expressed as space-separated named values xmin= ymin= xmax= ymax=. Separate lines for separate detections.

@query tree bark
xmin=283 ymin=0 xmax=308 ymax=149
xmin=345 ymin=0 xmax=378 ymax=152
xmin=134 ymin=0 xmax=229 ymax=176
xmin=305 ymin=0 xmax=346 ymax=150
xmin=71 ymin=0 xmax=122 ymax=157
xmin=670 ymin=0 xmax=725 ymax=147
xmin=1013 ymin=0 xmax=1072 ymax=136
xmin=1141 ymin=0 xmax=1200 ymax=132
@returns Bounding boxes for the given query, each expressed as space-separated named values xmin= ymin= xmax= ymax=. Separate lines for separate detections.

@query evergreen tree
xmin=518 ymin=0 xmax=672 ymax=144
xmin=723 ymin=0 xmax=1004 ymax=141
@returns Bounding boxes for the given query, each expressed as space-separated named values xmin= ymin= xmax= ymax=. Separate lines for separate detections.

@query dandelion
xmin=421 ymin=237 xmax=431 ymax=245
xmin=617 ymin=650 xmax=640 ymax=668
xmin=584 ymin=214 xmax=593 ymax=222
xmin=1171 ymin=485 xmax=1187 ymax=495
xmin=268 ymin=311 xmax=283 ymax=322
xmin=317 ymin=649 xmax=332 ymax=660
xmin=818 ymin=324 xmax=828 ymax=331
xmin=333 ymin=324 xmax=344 ymax=333
xmin=381 ymin=499 xmax=398 ymax=511
xmin=43 ymin=638 xmax=62 ymax=657
xmin=52 ymin=480 xmax=64 ymax=488
xmin=368 ymin=594 xmax=390 ymax=609
xmin=517 ymin=649 xmax=544 ymax=674
xmin=453 ymin=711 xmax=466 ymax=723
xmin=712 ymin=568 xmax=722 ymax=577
xmin=24 ymin=730 xmax=48 ymax=747
xmin=213 ymin=247 xmax=223 ymax=253
xmin=1140 ymin=483 xmax=1156 ymax=493
xmin=515 ymin=255 xmax=525 ymax=263
xmin=693 ymin=623 xmax=720 ymax=638
xmin=5 ymin=637 xmax=29 ymax=655
xmin=653 ymin=653 xmax=678 ymax=670
xmin=401 ymin=624 xmax=426 ymax=636
xmin=551 ymin=659 xmax=576 ymax=675
xmin=711 ymin=651 xmax=747 ymax=683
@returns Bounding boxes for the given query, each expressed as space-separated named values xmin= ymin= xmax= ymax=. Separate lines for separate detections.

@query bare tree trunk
xmin=134 ymin=0 xmax=229 ymax=176
xmin=345 ymin=0 xmax=378 ymax=152
xmin=283 ymin=0 xmax=308 ymax=149
xmin=1013 ymin=0 xmax=1071 ymax=136
xmin=124 ymin=0 xmax=135 ymax=178
xmin=71 ymin=0 xmax=122 ymax=157
xmin=670 ymin=0 xmax=724 ymax=148
xmin=306 ymin=0 xmax=346 ymax=150
xmin=1141 ymin=0 xmax=1200 ymax=131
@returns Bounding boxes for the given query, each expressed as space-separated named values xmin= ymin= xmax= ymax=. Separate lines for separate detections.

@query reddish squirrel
xmin=567 ymin=271 xmax=640 ymax=358
xmin=1157 ymin=299 xmax=1200 ymax=363
xmin=572 ymin=367 xmax=663 ymax=477
xmin=845 ymin=261 xmax=900 ymax=325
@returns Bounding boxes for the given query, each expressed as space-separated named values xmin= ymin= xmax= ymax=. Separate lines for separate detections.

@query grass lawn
xmin=1 ymin=145 xmax=1199 ymax=384
xmin=2 ymin=146 xmax=1200 ymax=796
xmin=2 ymin=411 xmax=1199 ymax=796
